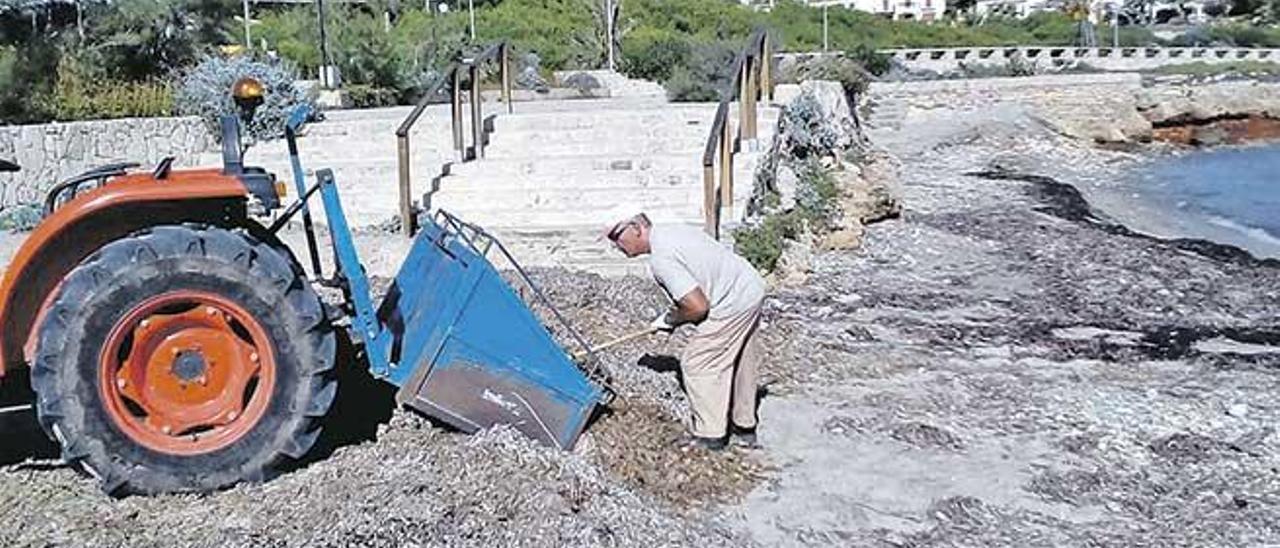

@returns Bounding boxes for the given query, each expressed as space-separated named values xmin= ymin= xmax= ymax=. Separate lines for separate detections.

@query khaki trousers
xmin=679 ymin=300 xmax=763 ymax=438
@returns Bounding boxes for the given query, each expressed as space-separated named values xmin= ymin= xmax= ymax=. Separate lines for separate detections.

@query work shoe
xmin=677 ymin=434 xmax=727 ymax=452
xmin=730 ymin=425 xmax=760 ymax=449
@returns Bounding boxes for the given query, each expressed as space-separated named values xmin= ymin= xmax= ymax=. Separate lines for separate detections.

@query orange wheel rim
xmin=98 ymin=290 xmax=277 ymax=455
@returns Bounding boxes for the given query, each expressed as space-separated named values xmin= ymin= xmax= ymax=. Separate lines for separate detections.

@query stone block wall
xmin=0 ymin=116 xmax=216 ymax=208
xmin=880 ymin=46 xmax=1280 ymax=73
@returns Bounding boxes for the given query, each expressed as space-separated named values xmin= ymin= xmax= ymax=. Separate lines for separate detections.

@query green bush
xmin=345 ymin=84 xmax=402 ymax=108
xmin=665 ymin=40 xmax=737 ymax=102
xmin=0 ymin=46 xmax=24 ymax=122
xmin=1207 ymin=24 xmax=1280 ymax=47
xmin=794 ymin=55 xmax=872 ymax=97
xmin=734 ymin=211 xmax=800 ymax=273
xmin=45 ymin=75 xmax=175 ymax=121
xmin=345 ymin=83 xmax=399 ymax=108
xmin=0 ymin=40 xmax=60 ymax=124
xmin=846 ymin=44 xmax=891 ymax=76
xmin=734 ymin=160 xmax=838 ymax=272
xmin=620 ymin=27 xmax=692 ymax=82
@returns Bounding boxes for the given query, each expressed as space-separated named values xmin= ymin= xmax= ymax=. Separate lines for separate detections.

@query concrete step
xmin=487 ymin=96 xmax=678 ymax=114
xmin=482 ymin=135 xmax=771 ymax=158
xmin=491 ymin=109 xmax=779 ymax=134
xmin=251 ymin=156 xmax=446 ymax=174
xmin=434 ymin=174 xmax=703 ymax=193
xmin=428 ymin=187 xmax=753 ymax=227
xmin=485 ymin=125 xmax=736 ymax=149
xmin=442 ymin=152 xmax=724 ymax=178
xmin=430 ymin=188 xmax=701 ymax=218
xmin=298 ymin=120 xmax=456 ymax=138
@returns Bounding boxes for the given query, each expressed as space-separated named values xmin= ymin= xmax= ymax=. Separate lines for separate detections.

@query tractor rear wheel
xmin=31 ymin=225 xmax=336 ymax=495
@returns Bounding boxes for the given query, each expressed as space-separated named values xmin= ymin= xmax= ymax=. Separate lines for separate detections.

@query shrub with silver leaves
xmin=176 ymin=55 xmax=313 ymax=144
xmin=780 ymin=89 xmax=844 ymax=159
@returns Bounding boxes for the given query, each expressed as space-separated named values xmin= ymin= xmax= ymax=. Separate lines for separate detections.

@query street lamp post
xmin=823 ymin=5 xmax=829 ymax=52
xmin=468 ymin=0 xmax=476 ymax=41
xmin=242 ymin=0 xmax=252 ymax=49
xmin=317 ymin=0 xmax=334 ymax=87
xmin=605 ymin=0 xmax=615 ymax=71
xmin=1113 ymin=7 xmax=1120 ymax=47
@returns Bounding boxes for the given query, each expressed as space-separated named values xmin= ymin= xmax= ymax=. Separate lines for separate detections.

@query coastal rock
xmin=798 ymin=80 xmax=859 ymax=151
xmin=821 ymin=225 xmax=864 ymax=251
xmin=772 ymin=228 xmax=818 ymax=286
xmin=827 ymin=154 xmax=901 ymax=239
xmin=1137 ymin=80 xmax=1280 ymax=125
xmin=776 ymin=80 xmax=860 ymax=160
xmin=1151 ymin=115 xmax=1280 ymax=146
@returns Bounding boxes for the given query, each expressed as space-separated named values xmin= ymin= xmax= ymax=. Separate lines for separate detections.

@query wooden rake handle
xmin=571 ymin=327 xmax=660 ymax=361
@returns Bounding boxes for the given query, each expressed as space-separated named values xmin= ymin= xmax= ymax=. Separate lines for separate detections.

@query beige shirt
xmin=648 ymin=224 xmax=766 ymax=319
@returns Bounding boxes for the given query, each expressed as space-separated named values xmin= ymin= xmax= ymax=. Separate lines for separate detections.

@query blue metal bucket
xmin=381 ymin=215 xmax=606 ymax=449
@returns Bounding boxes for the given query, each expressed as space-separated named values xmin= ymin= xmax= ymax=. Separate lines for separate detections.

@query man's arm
xmin=666 ymin=287 xmax=709 ymax=326
xmin=650 ymin=256 xmax=708 ymax=329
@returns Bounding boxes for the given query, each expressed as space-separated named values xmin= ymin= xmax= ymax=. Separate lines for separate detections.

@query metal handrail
xmin=395 ymin=40 xmax=513 ymax=237
xmin=701 ymin=29 xmax=772 ymax=239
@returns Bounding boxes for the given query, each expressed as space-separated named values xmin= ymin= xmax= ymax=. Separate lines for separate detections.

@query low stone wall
xmin=0 ymin=116 xmax=215 ymax=208
xmin=880 ymin=46 xmax=1280 ymax=73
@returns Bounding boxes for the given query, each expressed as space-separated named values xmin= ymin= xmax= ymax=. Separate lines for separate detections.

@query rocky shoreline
xmin=732 ymin=101 xmax=1280 ymax=544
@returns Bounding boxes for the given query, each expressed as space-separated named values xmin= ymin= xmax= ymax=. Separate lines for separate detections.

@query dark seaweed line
xmin=966 ymin=169 xmax=1280 ymax=270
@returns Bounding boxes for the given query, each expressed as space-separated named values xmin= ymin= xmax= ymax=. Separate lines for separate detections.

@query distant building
xmin=973 ymin=0 xmax=1055 ymax=18
xmin=745 ymin=0 xmax=946 ymax=21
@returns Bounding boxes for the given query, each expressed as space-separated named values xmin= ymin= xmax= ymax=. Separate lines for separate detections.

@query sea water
xmin=1128 ymin=144 xmax=1280 ymax=258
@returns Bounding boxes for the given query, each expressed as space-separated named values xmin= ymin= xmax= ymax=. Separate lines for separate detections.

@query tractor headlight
xmin=231 ymin=77 xmax=266 ymax=122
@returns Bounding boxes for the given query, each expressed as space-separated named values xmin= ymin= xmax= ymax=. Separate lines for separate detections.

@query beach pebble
xmin=1227 ymin=403 xmax=1248 ymax=418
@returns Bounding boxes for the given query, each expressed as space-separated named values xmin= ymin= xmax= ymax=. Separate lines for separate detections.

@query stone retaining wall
xmin=880 ymin=46 xmax=1280 ymax=73
xmin=0 ymin=116 xmax=215 ymax=208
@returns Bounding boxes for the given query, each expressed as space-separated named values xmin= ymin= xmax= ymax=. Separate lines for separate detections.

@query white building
xmin=972 ymin=0 xmax=1054 ymax=18
xmin=747 ymin=0 xmax=947 ymax=21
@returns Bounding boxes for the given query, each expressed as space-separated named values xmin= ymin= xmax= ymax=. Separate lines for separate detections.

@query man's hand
xmin=650 ymin=311 xmax=677 ymax=333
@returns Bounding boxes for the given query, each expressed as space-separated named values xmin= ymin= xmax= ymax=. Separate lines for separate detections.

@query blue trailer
xmin=285 ymin=106 xmax=610 ymax=450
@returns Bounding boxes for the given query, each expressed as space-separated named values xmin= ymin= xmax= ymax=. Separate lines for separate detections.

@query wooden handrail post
xmin=397 ymin=135 xmax=413 ymax=236
xmin=703 ymin=165 xmax=716 ymax=236
xmin=738 ymin=60 xmax=750 ymax=141
xmin=744 ymin=56 xmax=758 ymax=140
xmin=501 ymin=43 xmax=513 ymax=114
xmin=451 ymin=70 xmax=464 ymax=157
xmin=470 ymin=63 xmax=483 ymax=159
xmin=719 ymin=117 xmax=734 ymax=224
xmin=761 ymin=35 xmax=772 ymax=102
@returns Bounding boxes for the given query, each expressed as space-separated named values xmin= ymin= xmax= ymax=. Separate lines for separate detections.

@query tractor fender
xmin=0 ymin=169 xmax=252 ymax=378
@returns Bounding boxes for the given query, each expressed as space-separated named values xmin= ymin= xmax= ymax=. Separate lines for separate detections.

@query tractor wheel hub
xmin=171 ymin=351 xmax=208 ymax=382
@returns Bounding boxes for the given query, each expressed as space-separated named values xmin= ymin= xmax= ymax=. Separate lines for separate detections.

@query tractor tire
xmin=31 ymin=225 xmax=336 ymax=495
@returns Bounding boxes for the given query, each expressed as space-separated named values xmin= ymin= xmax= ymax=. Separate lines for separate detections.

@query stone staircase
xmin=427 ymin=96 xmax=779 ymax=275
xmin=209 ymin=105 xmax=461 ymax=228
xmin=220 ymin=77 xmax=779 ymax=276
xmin=861 ymin=92 xmax=908 ymax=136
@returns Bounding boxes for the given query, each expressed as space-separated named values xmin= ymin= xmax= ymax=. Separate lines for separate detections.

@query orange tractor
xmin=0 ymin=80 xmax=607 ymax=495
